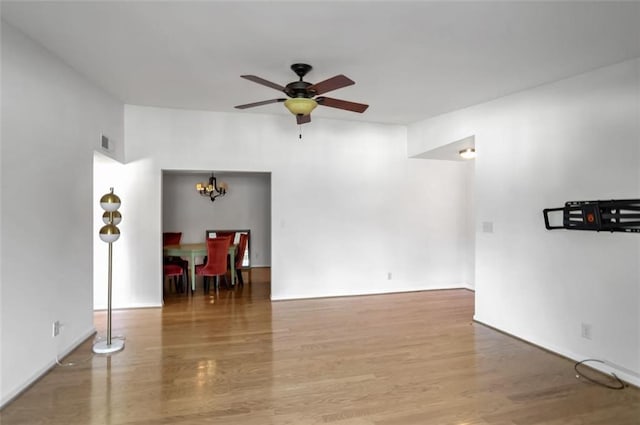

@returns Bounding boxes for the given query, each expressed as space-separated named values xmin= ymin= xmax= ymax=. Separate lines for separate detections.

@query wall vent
xmin=101 ymin=134 xmax=110 ymax=151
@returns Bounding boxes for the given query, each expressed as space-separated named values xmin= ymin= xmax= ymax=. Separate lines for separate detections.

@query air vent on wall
xmin=101 ymin=134 xmax=110 ymax=151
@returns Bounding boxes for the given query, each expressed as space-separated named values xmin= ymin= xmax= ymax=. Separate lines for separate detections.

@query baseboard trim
xmin=272 ymin=286 xmax=473 ymax=302
xmin=0 ymin=327 xmax=96 ymax=409
xmin=473 ymin=317 xmax=640 ymax=389
xmin=93 ymin=303 xmax=162 ymax=311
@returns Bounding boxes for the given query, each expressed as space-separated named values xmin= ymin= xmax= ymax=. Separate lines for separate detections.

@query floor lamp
xmin=93 ymin=187 xmax=125 ymax=354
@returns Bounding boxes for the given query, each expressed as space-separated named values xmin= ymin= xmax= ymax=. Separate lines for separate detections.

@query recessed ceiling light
xmin=459 ymin=147 xmax=476 ymax=159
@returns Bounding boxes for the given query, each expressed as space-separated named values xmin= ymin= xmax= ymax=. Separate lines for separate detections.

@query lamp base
xmin=92 ymin=338 xmax=125 ymax=354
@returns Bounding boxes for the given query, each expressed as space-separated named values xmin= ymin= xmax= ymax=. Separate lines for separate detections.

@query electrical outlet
xmin=387 ymin=272 xmax=392 ymax=280
xmin=581 ymin=323 xmax=592 ymax=340
xmin=52 ymin=321 xmax=61 ymax=337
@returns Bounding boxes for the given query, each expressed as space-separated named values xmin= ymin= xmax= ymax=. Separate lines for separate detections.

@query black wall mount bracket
xmin=543 ymin=199 xmax=640 ymax=233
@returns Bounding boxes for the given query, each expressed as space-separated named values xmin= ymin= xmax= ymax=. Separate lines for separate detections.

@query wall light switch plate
xmin=581 ymin=323 xmax=592 ymax=340
xmin=482 ymin=221 xmax=494 ymax=233
xmin=52 ymin=320 xmax=61 ymax=337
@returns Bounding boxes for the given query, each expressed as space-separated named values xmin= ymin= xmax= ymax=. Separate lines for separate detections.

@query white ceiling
xmin=2 ymin=1 xmax=639 ymax=125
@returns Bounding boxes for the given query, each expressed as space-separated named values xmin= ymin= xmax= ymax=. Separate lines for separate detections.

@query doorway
xmin=161 ymin=170 xmax=272 ymax=296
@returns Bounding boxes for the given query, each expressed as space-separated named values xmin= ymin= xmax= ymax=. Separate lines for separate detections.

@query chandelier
xmin=196 ymin=172 xmax=228 ymax=202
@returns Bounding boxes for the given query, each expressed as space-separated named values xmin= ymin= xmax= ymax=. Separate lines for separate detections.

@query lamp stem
xmin=107 ymin=241 xmax=113 ymax=345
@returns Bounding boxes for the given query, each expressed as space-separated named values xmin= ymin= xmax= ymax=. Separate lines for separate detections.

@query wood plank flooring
xmin=2 ymin=268 xmax=639 ymax=424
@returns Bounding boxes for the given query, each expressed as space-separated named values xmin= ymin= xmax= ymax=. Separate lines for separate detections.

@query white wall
xmin=94 ymin=152 xmax=154 ymax=310
xmin=116 ymin=106 xmax=472 ymax=304
xmin=462 ymin=161 xmax=475 ymax=287
xmin=162 ymin=172 xmax=271 ymax=266
xmin=408 ymin=58 xmax=640 ymax=386
xmin=1 ymin=22 xmax=124 ymax=406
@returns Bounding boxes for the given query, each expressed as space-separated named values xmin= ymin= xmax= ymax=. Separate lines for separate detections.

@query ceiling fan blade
xmin=308 ymin=75 xmax=355 ymax=95
xmin=234 ymin=98 xmax=286 ymax=109
xmin=316 ymin=97 xmax=369 ymax=113
xmin=241 ymin=75 xmax=286 ymax=92
xmin=296 ymin=114 xmax=311 ymax=125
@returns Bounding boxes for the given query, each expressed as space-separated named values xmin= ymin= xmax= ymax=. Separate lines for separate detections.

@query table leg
xmin=190 ymin=252 xmax=197 ymax=293
xmin=230 ymin=248 xmax=236 ymax=287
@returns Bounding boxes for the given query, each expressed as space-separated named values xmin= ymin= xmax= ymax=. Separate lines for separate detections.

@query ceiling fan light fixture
xmin=284 ymin=98 xmax=317 ymax=116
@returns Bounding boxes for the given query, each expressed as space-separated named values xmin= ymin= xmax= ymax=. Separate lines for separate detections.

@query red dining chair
xmin=234 ymin=233 xmax=249 ymax=285
xmin=163 ymin=264 xmax=184 ymax=293
xmin=163 ymin=232 xmax=182 ymax=246
xmin=196 ymin=237 xmax=231 ymax=293
xmin=163 ymin=232 xmax=188 ymax=290
xmin=205 ymin=232 xmax=236 ymax=278
xmin=215 ymin=231 xmax=236 ymax=243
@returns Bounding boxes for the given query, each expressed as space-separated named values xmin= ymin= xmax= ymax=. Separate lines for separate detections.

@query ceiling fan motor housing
xmin=285 ymin=81 xmax=315 ymax=98
xmin=286 ymin=64 xmax=316 ymax=98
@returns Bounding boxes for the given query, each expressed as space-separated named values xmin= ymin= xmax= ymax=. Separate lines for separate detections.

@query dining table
xmin=163 ymin=242 xmax=238 ymax=292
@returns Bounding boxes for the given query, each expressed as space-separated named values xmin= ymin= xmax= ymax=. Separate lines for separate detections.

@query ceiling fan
xmin=234 ymin=63 xmax=369 ymax=125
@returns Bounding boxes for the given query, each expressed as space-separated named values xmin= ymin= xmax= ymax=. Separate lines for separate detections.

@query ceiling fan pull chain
xmin=298 ymin=125 xmax=303 ymax=140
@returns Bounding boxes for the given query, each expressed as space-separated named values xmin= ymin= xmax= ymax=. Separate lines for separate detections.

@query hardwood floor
xmin=2 ymin=268 xmax=639 ymax=424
